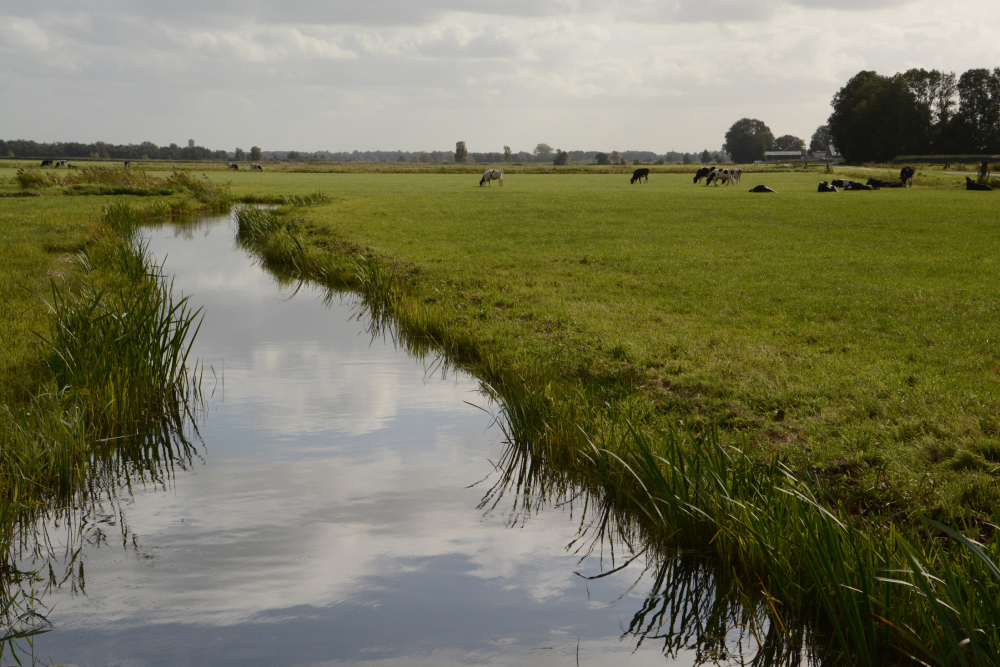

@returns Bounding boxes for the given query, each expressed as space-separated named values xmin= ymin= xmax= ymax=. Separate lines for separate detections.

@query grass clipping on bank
xmin=233 ymin=202 xmax=1000 ymax=666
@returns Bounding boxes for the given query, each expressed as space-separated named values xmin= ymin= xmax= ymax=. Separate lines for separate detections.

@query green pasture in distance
xmin=276 ymin=171 xmax=999 ymax=507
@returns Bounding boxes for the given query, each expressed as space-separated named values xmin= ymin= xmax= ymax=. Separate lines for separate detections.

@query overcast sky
xmin=1 ymin=1 xmax=997 ymax=154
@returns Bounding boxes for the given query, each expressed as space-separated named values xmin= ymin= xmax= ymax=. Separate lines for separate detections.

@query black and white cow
xmin=250 ymin=163 xmax=263 ymax=172
xmin=40 ymin=159 xmax=53 ymax=167
xmin=55 ymin=160 xmax=67 ymax=168
xmin=866 ymin=178 xmax=904 ymax=189
xmin=818 ymin=182 xmax=838 ymax=192
xmin=693 ymin=166 xmax=713 ymax=184
xmin=706 ymin=168 xmax=735 ymax=186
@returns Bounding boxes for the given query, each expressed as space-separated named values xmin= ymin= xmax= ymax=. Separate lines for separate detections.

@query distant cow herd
xmin=35 ymin=159 xmax=263 ymax=172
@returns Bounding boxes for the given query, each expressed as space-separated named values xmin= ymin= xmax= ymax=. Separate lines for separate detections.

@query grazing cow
xmin=706 ymin=168 xmax=735 ymax=186
xmin=124 ymin=161 xmax=130 ymax=169
xmin=693 ymin=166 xmax=713 ymax=184
xmin=55 ymin=160 xmax=67 ymax=168
xmin=251 ymin=163 xmax=263 ymax=171
xmin=900 ymin=166 xmax=915 ymax=187
xmin=228 ymin=162 xmax=240 ymax=171
xmin=966 ymin=177 xmax=993 ymax=191
xmin=40 ymin=160 xmax=53 ymax=167
xmin=479 ymin=169 xmax=503 ymax=187
xmin=631 ymin=168 xmax=650 ymax=184
xmin=749 ymin=185 xmax=776 ymax=193
xmin=732 ymin=168 xmax=742 ymax=184
xmin=818 ymin=182 xmax=838 ymax=192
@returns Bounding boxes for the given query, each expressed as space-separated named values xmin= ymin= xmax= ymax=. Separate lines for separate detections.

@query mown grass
xmin=234 ymin=176 xmax=1000 ymax=664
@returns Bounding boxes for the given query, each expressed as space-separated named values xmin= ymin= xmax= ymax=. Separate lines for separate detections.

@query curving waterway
xmin=14 ymin=212 xmax=759 ymax=666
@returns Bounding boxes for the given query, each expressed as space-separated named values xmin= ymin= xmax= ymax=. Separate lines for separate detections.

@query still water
xmin=20 ymin=213 xmax=706 ymax=666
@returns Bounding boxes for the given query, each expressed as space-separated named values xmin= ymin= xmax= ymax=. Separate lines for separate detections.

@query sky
xmin=0 ymin=1 xmax=998 ymax=154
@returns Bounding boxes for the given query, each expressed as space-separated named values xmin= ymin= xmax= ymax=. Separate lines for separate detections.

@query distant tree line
xmin=828 ymin=67 xmax=1000 ymax=163
xmin=0 ymin=139 xmax=228 ymax=161
xmin=270 ymin=146 xmax=729 ymax=165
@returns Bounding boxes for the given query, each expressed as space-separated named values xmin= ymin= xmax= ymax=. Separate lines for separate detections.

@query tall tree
xmin=723 ymin=118 xmax=774 ymax=163
xmin=595 ymin=152 xmax=610 ymax=165
xmin=234 ymin=147 xmax=246 ymax=161
xmin=533 ymin=143 xmax=553 ymax=161
xmin=503 ymin=145 xmax=512 ymax=162
xmin=901 ymin=68 xmax=958 ymax=125
xmin=553 ymin=149 xmax=570 ymax=165
xmin=455 ymin=141 xmax=469 ymax=163
xmin=809 ymin=125 xmax=832 ymax=153
xmin=951 ymin=68 xmax=1000 ymax=153
xmin=828 ymin=71 xmax=931 ymax=163
xmin=250 ymin=146 xmax=262 ymax=161
xmin=700 ymin=149 xmax=711 ymax=164
xmin=771 ymin=135 xmax=806 ymax=152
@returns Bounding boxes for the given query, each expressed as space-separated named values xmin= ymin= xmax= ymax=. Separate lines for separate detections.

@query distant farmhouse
xmin=764 ymin=144 xmax=840 ymax=162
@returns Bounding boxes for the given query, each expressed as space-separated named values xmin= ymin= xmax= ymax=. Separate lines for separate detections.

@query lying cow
xmin=900 ymin=166 xmax=915 ymax=187
xmin=844 ymin=181 xmax=875 ymax=191
xmin=55 ymin=160 xmax=67 ymax=168
xmin=966 ymin=177 xmax=993 ymax=191
xmin=818 ymin=182 xmax=838 ymax=192
xmin=749 ymin=185 xmax=776 ymax=193
xmin=693 ymin=166 xmax=714 ymax=184
xmin=866 ymin=178 xmax=905 ymax=189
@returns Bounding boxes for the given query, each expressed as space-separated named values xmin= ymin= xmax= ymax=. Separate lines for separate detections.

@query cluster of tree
xmin=232 ymin=147 xmax=262 ymax=161
xmin=723 ymin=119 xmax=833 ymax=163
xmin=223 ymin=145 xmax=729 ymax=165
xmin=828 ymin=67 xmax=1000 ymax=163
xmin=0 ymin=139 xmax=228 ymax=161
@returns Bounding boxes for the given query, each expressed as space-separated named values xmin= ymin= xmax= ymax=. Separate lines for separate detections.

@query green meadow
xmin=2 ymin=163 xmax=998 ymax=514
xmin=223 ymin=167 xmax=998 ymax=515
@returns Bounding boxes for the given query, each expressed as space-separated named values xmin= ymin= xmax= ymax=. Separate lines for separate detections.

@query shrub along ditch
xmin=234 ymin=202 xmax=1000 ymax=665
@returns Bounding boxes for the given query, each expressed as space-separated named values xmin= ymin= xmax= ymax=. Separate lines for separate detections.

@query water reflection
xmin=2 ymin=211 xmax=825 ymax=666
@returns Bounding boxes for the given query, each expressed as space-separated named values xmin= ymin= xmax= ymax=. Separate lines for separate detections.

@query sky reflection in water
xmin=25 ymin=213 xmax=688 ymax=667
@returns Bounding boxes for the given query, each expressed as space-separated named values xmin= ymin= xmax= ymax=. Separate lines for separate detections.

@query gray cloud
xmin=0 ymin=0 xmax=994 ymax=152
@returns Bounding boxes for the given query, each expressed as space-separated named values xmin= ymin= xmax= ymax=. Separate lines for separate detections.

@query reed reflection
xmin=0 ymin=382 xmax=203 ymax=663
xmin=479 ymin=399 xmax=832 ymax=667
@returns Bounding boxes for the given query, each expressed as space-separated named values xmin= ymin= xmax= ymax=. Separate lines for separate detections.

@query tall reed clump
xmin=0 ymin=199 xmax=203 ymax=548
xmin=486 ymin=372 xmax=1000 ymax=665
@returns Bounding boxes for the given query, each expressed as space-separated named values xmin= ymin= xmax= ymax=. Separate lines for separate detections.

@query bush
xmin=15 ymin=169 xmax=47 ymax=190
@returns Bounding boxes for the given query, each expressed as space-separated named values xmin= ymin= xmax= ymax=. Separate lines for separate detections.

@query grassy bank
xmin=231 ymin=172 xmax=1000 ymax=663
xmin=0 ymin=188 xmax=211 ymax=648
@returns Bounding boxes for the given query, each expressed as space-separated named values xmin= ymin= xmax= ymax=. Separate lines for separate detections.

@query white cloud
xmin=0 ymin=0 xmax=996 ymax=151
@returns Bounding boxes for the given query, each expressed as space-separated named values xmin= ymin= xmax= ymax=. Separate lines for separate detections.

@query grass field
xmin=2 ymin=164 xmax=996 ymax=513
xmin=218 ymin=169 xmax=1000 ymax=515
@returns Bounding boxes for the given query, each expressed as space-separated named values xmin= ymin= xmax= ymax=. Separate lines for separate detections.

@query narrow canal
xmin=17 ymin=211 xmax=717 ymax=666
